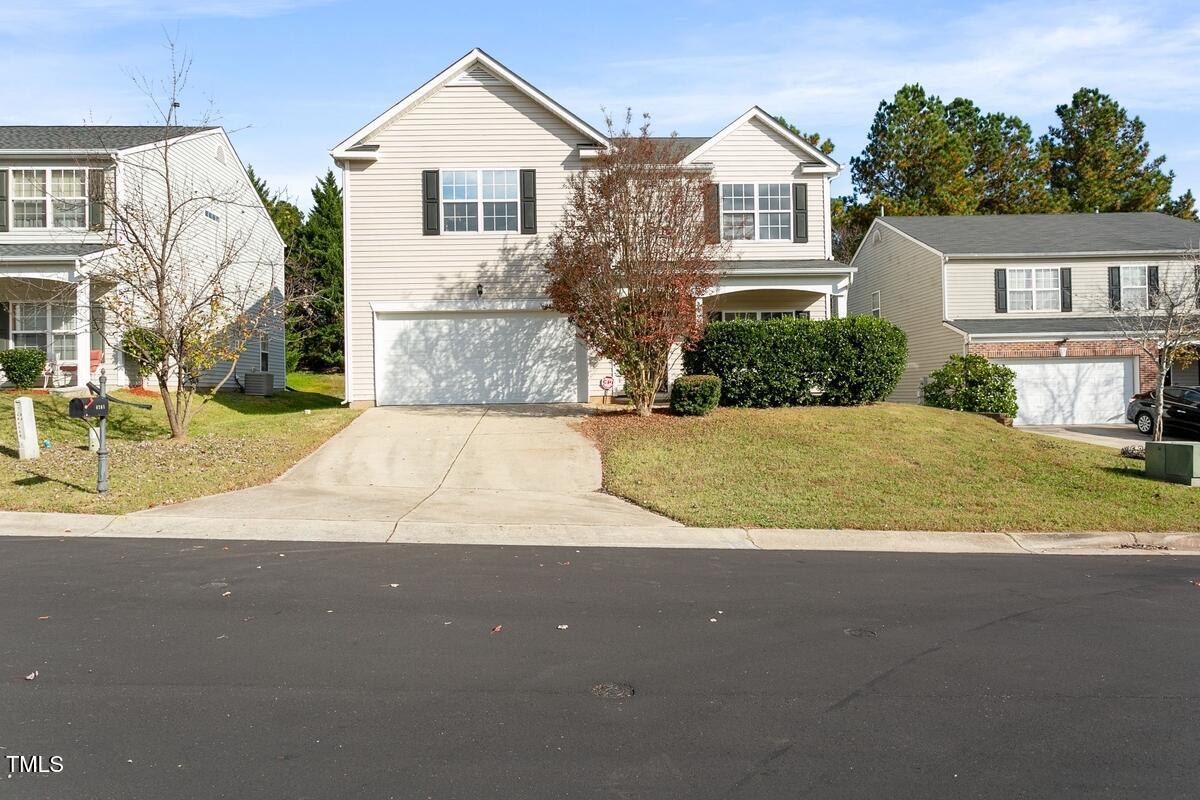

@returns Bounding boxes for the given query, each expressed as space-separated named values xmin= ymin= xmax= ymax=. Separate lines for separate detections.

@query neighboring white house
xmin=847 ymin=212 xmax=1200 ymax=425
xmin=0 ymin=125 xmax=285 ymax=390
xmin=330 ymin=48 xmax=852 ymax=406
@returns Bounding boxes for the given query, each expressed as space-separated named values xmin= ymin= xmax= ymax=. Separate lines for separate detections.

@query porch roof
xmin=0 ymin=243 xmax=112 ymax=262
xmin=723 ymin=259 xmax=854 ymax=274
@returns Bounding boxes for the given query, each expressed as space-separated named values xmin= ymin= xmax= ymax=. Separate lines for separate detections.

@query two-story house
xmin=330 ymin=48 xmax=851 ymax=406
xmin=848 ymin=212 xmax=1200 ymax=425
xmin=0 ymin=125 xmax=285 ymax=390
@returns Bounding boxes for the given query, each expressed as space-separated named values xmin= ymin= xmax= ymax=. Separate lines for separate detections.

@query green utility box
xmin=1145 ymin=442 xmax=1200 ymax=487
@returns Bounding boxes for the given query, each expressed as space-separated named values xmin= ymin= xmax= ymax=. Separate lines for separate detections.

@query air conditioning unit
xmin=244 ymin=371 xmax=274 ymax=397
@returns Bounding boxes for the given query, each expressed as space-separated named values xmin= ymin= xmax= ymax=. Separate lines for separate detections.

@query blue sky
xmin=4 ymin=0 xmax=1198 ymax=212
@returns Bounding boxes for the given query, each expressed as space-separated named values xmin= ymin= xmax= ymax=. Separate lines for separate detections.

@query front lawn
xmin=583 ymin=403 xmax=1200 ymax=532
xmin=0 ymin=372 xmax=359 ymax=514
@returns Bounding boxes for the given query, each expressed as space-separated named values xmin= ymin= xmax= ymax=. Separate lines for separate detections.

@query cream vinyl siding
xmin=944 ymin=256 xmax=1192 ymax=319
xmin=848 ymin=223 xmax=965 ymax=402
xmin=702 ymin=117 xmax=828 ymax=262
xmin=99 ymin=130 xmax=286 ymax=389
xmin=345 ymin=80 xmax=586 ymax=402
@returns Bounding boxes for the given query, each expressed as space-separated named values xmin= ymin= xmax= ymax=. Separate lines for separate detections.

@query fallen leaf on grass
xmin=490 ymin=625 xmax=503 ymax=635
xmin=222 ymin=591 xmax=232 ymax=597
xmin=24 ymin=670 xmax=38 ymax=681
xmin=37 ymin=616 xmax=50 ymax=621
xmin=557 ymin=624 xmax=569 ymax=630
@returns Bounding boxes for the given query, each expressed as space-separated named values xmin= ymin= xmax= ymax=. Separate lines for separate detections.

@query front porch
xmin=0 ymin=273 xmax=123 ymax=390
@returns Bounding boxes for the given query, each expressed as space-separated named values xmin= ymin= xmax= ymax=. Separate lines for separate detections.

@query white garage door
xmin=996 ymin=358 xmax=1136 ymax=426
xmin=374 ymin=310 xmax=582 ymax=405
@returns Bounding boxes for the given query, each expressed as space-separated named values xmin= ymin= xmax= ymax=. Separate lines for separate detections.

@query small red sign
xmin=599 ymin=376 xmax=615 ymax=391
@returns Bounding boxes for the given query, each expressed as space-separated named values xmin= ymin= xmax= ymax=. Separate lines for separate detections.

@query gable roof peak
xmin=330 ymin=48 xmax=609 ymax=159
xmin=680 ymin=106 xmax=840 ymax=173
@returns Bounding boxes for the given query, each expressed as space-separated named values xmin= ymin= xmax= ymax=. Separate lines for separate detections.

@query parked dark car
xmin=1127 ymin=386 xmax=1200 ymax=437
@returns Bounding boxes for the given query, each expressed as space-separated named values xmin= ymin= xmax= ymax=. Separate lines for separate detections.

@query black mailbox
xmin=69 ymin=396 xmax=109 ymax=419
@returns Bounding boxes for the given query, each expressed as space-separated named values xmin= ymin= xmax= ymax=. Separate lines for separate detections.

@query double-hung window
xmin=9 ymin=303 xmax=78 ymax=362
xmin=8 ymin=168 xmax=88 ymax=229
xmin=1120 ymin=265 xmax=1149 ymax=310
xmin=441 ymin=169 xmax=519 ymax=233
xmin=1006 ymin=268 xmax=1060 ymax=312
xmin=720 ymin=183 xmax=791 ymax=241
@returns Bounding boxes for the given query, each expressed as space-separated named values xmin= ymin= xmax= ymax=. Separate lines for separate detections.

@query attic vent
xmin=215 ymin=144 xmax=226 ymax=164
xmin=872 ymin=229 xmax=882 ymax=244
xmin=451 ymin=64 xmax=501 ymax=86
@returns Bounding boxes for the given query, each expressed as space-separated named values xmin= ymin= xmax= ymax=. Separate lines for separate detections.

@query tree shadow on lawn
xmin=207 ymin=388 xmax=345 ymax=416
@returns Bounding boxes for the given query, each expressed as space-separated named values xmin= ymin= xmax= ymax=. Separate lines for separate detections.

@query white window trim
xmin=719 ymin=182 xmax=792 ymax=242
xmin=438 ymin=167 xmax=521 ymax=235
xmin=719 ymin=308 xmax=812 ymax=321
xmin=871 ymin=290 xmax=881 ymax=318
xmin=1005 ymin=266 xmax=1061 ymax=313
xmin=259 ymin=332 xmax=270 ymax=372
xmin=1119 ymin=264 xmax=1150 ymax=311
xmin=7 ymin=167 xmax=90 ymax=231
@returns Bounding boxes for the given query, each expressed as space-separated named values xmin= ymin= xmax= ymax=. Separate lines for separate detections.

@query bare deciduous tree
xmin=1108 ymin=253 xmax=1200 ymax=441
xmin=545 ymin=112 xmax=725 ymax=416
xmin=90 ymin=43 xmax=284 ymax=440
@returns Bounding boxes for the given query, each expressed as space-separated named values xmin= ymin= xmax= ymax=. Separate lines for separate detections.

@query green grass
xmin=583 ymin=403 xmax=1200 ymax=532
xmin=0 ymin=372 xmax=359 ymax=514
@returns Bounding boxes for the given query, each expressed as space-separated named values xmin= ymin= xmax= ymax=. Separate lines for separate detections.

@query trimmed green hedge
xmin=922 ymin=354 xmax=1018 ymax=416
xmin=683 ymin=316 xmax=907 ymax=407
xmin=0 ymin=347 xmax=47 ymax=389
xmin=670 ymin=374 xmax=722 ymax=416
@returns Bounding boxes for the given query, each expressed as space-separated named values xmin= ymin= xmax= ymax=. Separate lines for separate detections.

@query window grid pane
xmin=12 ymin=200 xmax=46 ymax=228
xmin=12 ymin=170 xmax=45 ymax=198
xmin=759 ymin=211 xmax=789 ymax=240
xmin=482 ymin=170 xmax=518 ymax=200
xmin=483 ymin=201 xmax=518 ymax=232
xmin=53 ymin=334 xmax=76 ymax=362
xmin=442 ymin=202 xmax=478 ymax=232
xmin=1122 ymin=288 xmax=1148 ymax=310
xmin=1121 ymin=266 xmax=1147 ymax=288
xmin=1034 ymin=269 xmax=1060 ymax=289
xmin=53 ymin=199 xmax=85 ymax=228
xmin=721 ymin=212 xmax=754 ymax=240
xmin=721 ymin=184 xmax=754 ymax=212
xmin=1009 ymin=290 xmax=1034 ymax=311
xmin=50 ymin=305 xmax=77 ymax=332
xmin=13 ymin=333 xmax=47 ymax=351
xmin=440 ymin=170 xmax=477 ymax=201
xmin=14 ymin=304 xmax=46 ymax=331
xmin=757 ymin=184 xmax=791 ymax=211
xmin=51 ymin=169 xmax=85 ymax=198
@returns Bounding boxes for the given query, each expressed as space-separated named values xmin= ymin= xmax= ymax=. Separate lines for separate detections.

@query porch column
xmin=74 ymin=276 xmax=91 ymax=388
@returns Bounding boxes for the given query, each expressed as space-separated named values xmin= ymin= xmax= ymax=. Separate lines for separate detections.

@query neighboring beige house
xmin=847 ymin=212 xmax=1200 ymax=425
xmin=330 ymin=48 xmax=853 ymax=406
xmin=0 ymin=125 xmax=285 ymax=390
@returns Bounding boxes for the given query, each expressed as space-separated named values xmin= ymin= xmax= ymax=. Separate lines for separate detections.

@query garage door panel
xmin=998 ymin=358 xmax=1134 ymax=426
xmin=375 ymin=312 xmax=580 ymax=405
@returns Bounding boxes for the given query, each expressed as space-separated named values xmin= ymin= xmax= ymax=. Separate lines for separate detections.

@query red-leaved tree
xmin=546 ymin=113 xmax=725 ymax=416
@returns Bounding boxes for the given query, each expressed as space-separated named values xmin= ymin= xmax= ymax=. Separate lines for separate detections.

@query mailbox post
xmin=69 ymin=375 xmax=151 ymax=494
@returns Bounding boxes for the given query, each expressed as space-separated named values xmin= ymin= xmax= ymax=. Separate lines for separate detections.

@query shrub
xmin=817 ymin=316 xmax=908 ymax=405
xmin=123 ymin=327 xmax=166 ymax=374
xmin=683 ymin=315 xmax=906 ymax=408
xmin=923 ymin=354 xmax=1019 ymax=416
xmin=683 ymin=318 xmax=823 ymax=407
xmin=670 ymin=374 xmax=722 ymax=416
xmin=0 ymin=347 xmax=47 ymax=389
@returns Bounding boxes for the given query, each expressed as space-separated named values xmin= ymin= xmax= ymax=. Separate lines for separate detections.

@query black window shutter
xmin=0 ymin=171 xmax=7 ymax=232
xmin=1060 ymin=267 xmax=1072 ymax=312
xmin=0 ymin=303 xmax=8 ymax=347
xmin=1148 ymin=265 xmax=1160 ymax=308
xmin=422 ymin=170 xmax=440 ymax=235
xmin=519 ymin=169 xmax=537 ymax=234
xmin=88 ymin=169 xmax=106 ymax=232
xmin=994 ymin=269 xmax=1007 ymax=313
xmin=1108 ymin=266 xmax=1121 ymax=310
xmin=792 ymin=183 xmax=808 ymax=243
xmin=704 ymin=183 xmax=720 ymax=244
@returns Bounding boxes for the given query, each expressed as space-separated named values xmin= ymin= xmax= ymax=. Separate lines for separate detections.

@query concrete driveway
xmin=1020 ymin=423 xmax=1191 ymax=449
xmin=137 ymin=406 xmax=676 ymax=527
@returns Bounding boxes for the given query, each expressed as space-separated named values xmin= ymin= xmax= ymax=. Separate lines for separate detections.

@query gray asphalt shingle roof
xmin=0 ymin=126 xmax=215 ymax=151
xmin=947 ymin=317 xmax=1137 ymax=335
xmin=882 ymin=212 xmax=1200 ymax=256
xmin=647 ymin=136 xmax=711 ymax=158
xmin=0 ymin=243 xmax=112 ymax=261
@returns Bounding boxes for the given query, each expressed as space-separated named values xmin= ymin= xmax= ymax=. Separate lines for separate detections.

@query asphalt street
xmin=1 ymin=536 xmax=1198 ymax=799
